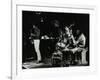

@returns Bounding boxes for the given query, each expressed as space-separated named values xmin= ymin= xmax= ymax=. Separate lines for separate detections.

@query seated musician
xmin=62 ymin=25 xmax=76 ymax=65
xmin=73 ymin=29 xmax=88 ymax=64
xmin=55 ymin=25 xmax=75 ymax=65
xmin=62 ymin=27 xmax=87 ymax=65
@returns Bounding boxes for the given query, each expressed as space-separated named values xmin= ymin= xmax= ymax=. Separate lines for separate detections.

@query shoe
xmin=36 ymin=60 xmax=42 ymax=64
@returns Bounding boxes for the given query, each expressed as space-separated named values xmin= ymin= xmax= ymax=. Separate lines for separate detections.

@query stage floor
xmin=22 ymin=58 xmax=52 ymax=69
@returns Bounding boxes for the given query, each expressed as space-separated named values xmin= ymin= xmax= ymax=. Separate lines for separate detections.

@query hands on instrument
xmin=62 ymin=46 xmax=84 ymax=54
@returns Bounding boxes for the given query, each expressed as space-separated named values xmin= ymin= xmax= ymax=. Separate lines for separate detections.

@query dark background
xmin=22 ymin=11 xmax=89 ymax=65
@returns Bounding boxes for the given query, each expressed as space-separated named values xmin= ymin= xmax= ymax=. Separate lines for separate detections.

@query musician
xmin=55 ymin=25 xmax=75 ymax=65
xmin=50 ymin=20 xmax=63 ymax=39
xmin=29 ymin=25 xmax=42 ymax=63
xmin=62 ymin=27 xmax=87 ymax=65
xmin=62 ymin=25 xmax=77 ymax=64
xmin=59 ymin=24 xmax=76 ymax=51
xmin=73 ymin=29 xmax=87 ymax=64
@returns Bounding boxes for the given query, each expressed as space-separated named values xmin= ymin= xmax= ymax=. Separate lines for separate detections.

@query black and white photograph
xmin=9 ymin=0 xmax=98 ymax=79
xmin=22 ymin=11 xmax=89 ymax=69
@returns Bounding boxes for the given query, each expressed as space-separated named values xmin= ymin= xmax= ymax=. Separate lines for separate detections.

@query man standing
xmin=29 ymin=25 xmax=42 ymax=63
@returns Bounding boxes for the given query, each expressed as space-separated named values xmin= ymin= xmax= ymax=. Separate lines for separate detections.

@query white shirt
xmin=76 ymin=33 xmax=86 ymax=48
